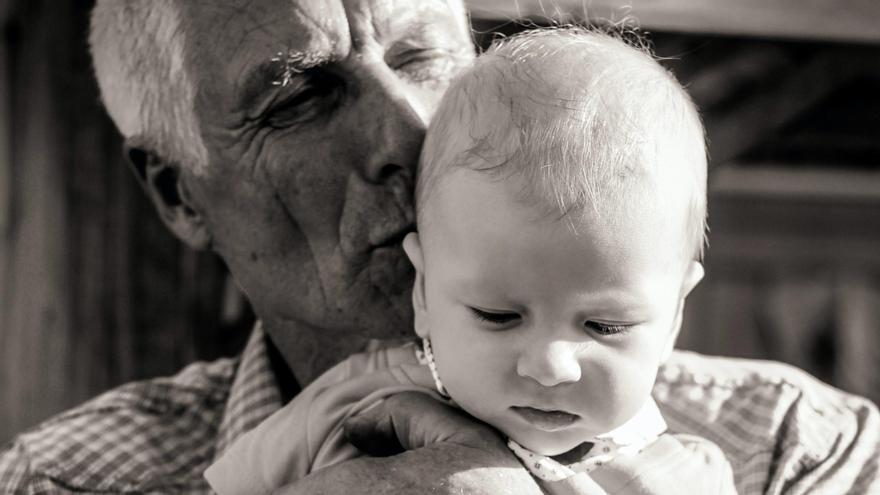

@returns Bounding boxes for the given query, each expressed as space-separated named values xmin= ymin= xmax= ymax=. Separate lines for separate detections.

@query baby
xmin=206 ymin=28 xmax=736 ymax=494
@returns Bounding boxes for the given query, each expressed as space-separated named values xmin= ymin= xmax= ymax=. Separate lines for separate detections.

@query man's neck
xmin=261 ymin=317 xmax=373 ymax=387
xmin=264 ymin=334 xmax=301 ymax=404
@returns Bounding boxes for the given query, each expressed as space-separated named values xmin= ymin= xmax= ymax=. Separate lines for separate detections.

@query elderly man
xmin=1 ymin=0 xmax=878 ymax=493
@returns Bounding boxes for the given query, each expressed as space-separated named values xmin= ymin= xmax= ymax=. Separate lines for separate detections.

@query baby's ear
xmin=403 ymin=233 xmax=429 ymax=339
xmin=662 ymin=261 xmax=706 ymax=363
xmin=680 ymin=261 xmax=705 ymax=298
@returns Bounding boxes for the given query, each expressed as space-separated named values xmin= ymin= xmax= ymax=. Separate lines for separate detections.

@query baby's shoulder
xmin=655 ymin=433 xmax=732 ymax=481
xmin=595 ymin=434 xmax=736 ymax=494
xmin=326 ymin=340 xmax=420 ymax=381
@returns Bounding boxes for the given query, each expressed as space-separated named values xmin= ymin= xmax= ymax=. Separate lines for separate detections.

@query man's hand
xmin=343 ymin=391 xmax=508 ymax=456
xmin=272 ymin=392 xmax=541 ymax=494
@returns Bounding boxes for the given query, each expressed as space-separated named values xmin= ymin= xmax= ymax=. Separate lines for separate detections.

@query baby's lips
xmin=510 ymin=406 xmax=581 ymax=431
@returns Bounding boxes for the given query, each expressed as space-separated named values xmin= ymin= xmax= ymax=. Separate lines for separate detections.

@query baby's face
xmin=407 ymin=169 xmax=702 ymax=456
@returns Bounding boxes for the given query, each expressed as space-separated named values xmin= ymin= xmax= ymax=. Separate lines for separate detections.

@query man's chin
xmin=303 ymin=245 xmax=414 ymax=341
xmin=344 ymin=245 xmax=411 ymax=339
xmin=261 ymin=245 xmax=415 ymax=341
xmin=370 ymin=243 xmax=414 ymax=290
xmin=342 ymin=295 xmax=413 ymax=341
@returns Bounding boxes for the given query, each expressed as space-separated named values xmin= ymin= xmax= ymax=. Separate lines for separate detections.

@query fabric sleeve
xmin=205 ymin=358 xmax=356 ymax=495
xmin=657 ymin=351 xmax=880 ymax=493
xmin=590 ymin=434 xmax=738 ymax=494
xmin=775 ymin=394 xmax=880 ymax=494
xmin=205 ymin=346 xmax=437 ymax=495
xmin=0 ymin=440 xmax=64 ymax=495
xmin=0 ymin=441 xmax=33 ymax=493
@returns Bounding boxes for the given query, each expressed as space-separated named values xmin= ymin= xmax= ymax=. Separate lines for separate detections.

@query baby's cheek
xmin=581 ymin=357 xmax=655 ymax=427
xmin=437 ymin=345 xmax=488 ymax=390
xmin=434 ymin=338 xmax=504 ymax=412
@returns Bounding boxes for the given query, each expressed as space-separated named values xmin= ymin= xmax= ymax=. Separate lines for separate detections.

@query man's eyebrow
xmin=393 ymin=10 xmax=456 ymax=47
xmin=237 ymin=51 xmax=331 ymax=111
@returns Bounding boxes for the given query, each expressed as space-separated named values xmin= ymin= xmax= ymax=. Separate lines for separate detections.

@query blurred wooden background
xmin=2 ymin=0 xmax=879 ymax=443
xmin=0 ymin=0 xmax=253 ymax=444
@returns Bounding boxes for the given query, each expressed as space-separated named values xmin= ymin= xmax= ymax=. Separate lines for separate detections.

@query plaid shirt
xmin=2 ymin=324 xmax=878 ymax=494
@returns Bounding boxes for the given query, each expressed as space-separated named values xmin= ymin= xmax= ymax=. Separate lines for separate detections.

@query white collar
xmin=508 ymin=398 xmax=667 ymax=481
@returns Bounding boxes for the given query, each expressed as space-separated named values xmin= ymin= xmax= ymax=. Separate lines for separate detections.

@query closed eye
xmin=584 ymin=321 xmax=632 ymax=336
xmin=391 ymin=48 xmax=467 ymax=84
xmin=266 ymin=71 xmax=343 ymax=128
xmin=469 ymin=307 xmax=521 ymax=325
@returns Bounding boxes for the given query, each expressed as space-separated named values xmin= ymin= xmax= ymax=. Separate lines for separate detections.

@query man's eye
xmin=267 ymin=74 xmax=341 ymax=128
xmin=585 ymin=321 xmax=631 ymax=336
xmin=469 ymin=307 xmax=521 ymax=325
xmin=394 ymin=50 xmax=459 ymax=83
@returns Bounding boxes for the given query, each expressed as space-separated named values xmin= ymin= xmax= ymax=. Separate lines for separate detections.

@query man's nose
xmin=358 ymin=69 xmax=431 ymax=183
xmin=517 ymin=340 xmax=583 ymax=387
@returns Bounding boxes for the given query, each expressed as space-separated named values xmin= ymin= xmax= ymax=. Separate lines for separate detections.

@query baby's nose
xmin=516 ymin=340 xmax=582 ymax=387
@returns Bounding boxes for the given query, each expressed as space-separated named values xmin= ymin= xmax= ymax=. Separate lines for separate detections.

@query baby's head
xmin=403 ymin=28 xmax=707 ymax=456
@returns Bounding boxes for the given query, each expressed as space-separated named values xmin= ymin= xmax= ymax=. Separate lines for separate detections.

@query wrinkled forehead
xmin=179 ymin=0 xmax=466 ymax=99
xmin=181 ymin=0 xmax=344 ymax=82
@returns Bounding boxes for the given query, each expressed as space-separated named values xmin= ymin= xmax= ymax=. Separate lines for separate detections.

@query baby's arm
xmin=204 ymin=360 xmax=352 ymax=495
xmin=205 ymin=346 xmax=442 ymax=495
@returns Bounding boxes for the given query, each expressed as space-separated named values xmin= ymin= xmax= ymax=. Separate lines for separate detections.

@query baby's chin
xmin=506 ymin=427 xmax=597 ymax=457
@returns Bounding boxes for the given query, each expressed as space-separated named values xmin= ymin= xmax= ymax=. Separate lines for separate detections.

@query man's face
xmin=413 ymin=170 xmax=701 ymax=456
xmin=178 ymin=0 xmax=473 ymax=351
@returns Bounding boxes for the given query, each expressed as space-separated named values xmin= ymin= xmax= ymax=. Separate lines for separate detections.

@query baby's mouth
xmin=511 ymin=406 xmax=581 ymax=431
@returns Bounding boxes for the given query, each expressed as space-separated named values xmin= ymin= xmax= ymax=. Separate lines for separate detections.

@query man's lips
xmin=511 ymin=406 xmax=581 ymax=431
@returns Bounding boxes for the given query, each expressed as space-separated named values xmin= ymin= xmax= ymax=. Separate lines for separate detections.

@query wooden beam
xmin=0 ymin=16 xmax=10 ymax=239
xmin=702 ymin=50 xmax=862 ymax=164
xmin=711 ymin=165 xmax=880 ymax=202
xmin=705 ymin=192 xmax=880 ymax=269
xmin=0 ymin=1 xmax=12 ymax=380
xmin=0 ymin=0 xmax=76 ymax=442
xmin=0 ymin=0 xmax=10 ymax=26
xmin=467 ymin=0 xmax=880 ymax=44
xmin=834 ymin=272 xmax=880 ymax=405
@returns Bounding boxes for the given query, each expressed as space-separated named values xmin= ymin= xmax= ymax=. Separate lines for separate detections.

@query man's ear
xmin=402 ymin=232 xmax=429 ymax=339
xmin=124 ymin=138 xmax=211 ymax=250
xmin=661 ymin=261 xmax=705 ymax=363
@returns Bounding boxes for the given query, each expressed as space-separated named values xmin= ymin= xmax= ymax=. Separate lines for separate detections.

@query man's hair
xmin=89 ymin=0 xmax=208 ymax=172
xmin=418 ymin=27 xmax=708 ymax=260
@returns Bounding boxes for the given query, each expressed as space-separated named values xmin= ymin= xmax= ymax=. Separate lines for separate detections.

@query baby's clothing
xmin=506 ymin=399 xmax=666 ymax=482
xmin=205 ymin=342 xmax=736 ymax=495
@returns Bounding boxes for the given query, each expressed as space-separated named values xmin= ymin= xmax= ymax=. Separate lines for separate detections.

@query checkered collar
xmin=214 ymin=322 xmax=284 ymax=459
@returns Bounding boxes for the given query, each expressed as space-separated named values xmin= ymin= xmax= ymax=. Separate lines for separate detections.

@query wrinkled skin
xmin=165 ymin=0 xmax=473 ymax=382
xmin=129 ymin=0 xmax=541 ymax=492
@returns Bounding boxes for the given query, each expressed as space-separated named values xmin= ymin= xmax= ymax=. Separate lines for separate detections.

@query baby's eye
xmin=469 ymin=307 xmax=521 ymax=326
xmin=585 ymin=321 xmax=631 ymax=336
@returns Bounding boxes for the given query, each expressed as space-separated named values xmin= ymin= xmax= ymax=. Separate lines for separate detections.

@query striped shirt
xmin=1 ymin=324 xmax=878 ymax=494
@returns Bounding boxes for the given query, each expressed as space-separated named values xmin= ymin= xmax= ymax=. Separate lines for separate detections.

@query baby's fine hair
xmin=418 ymin=27 xmax=708 ymax=260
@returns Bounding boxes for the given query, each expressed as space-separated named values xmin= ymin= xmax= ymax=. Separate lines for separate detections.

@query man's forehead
xmin=178 ymin=0 xmax=467 ymax=64
xmin=180 ymin=0 xmax=467 ymax=105
xmin=181 ymin=0 xmax=346 ymax=80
